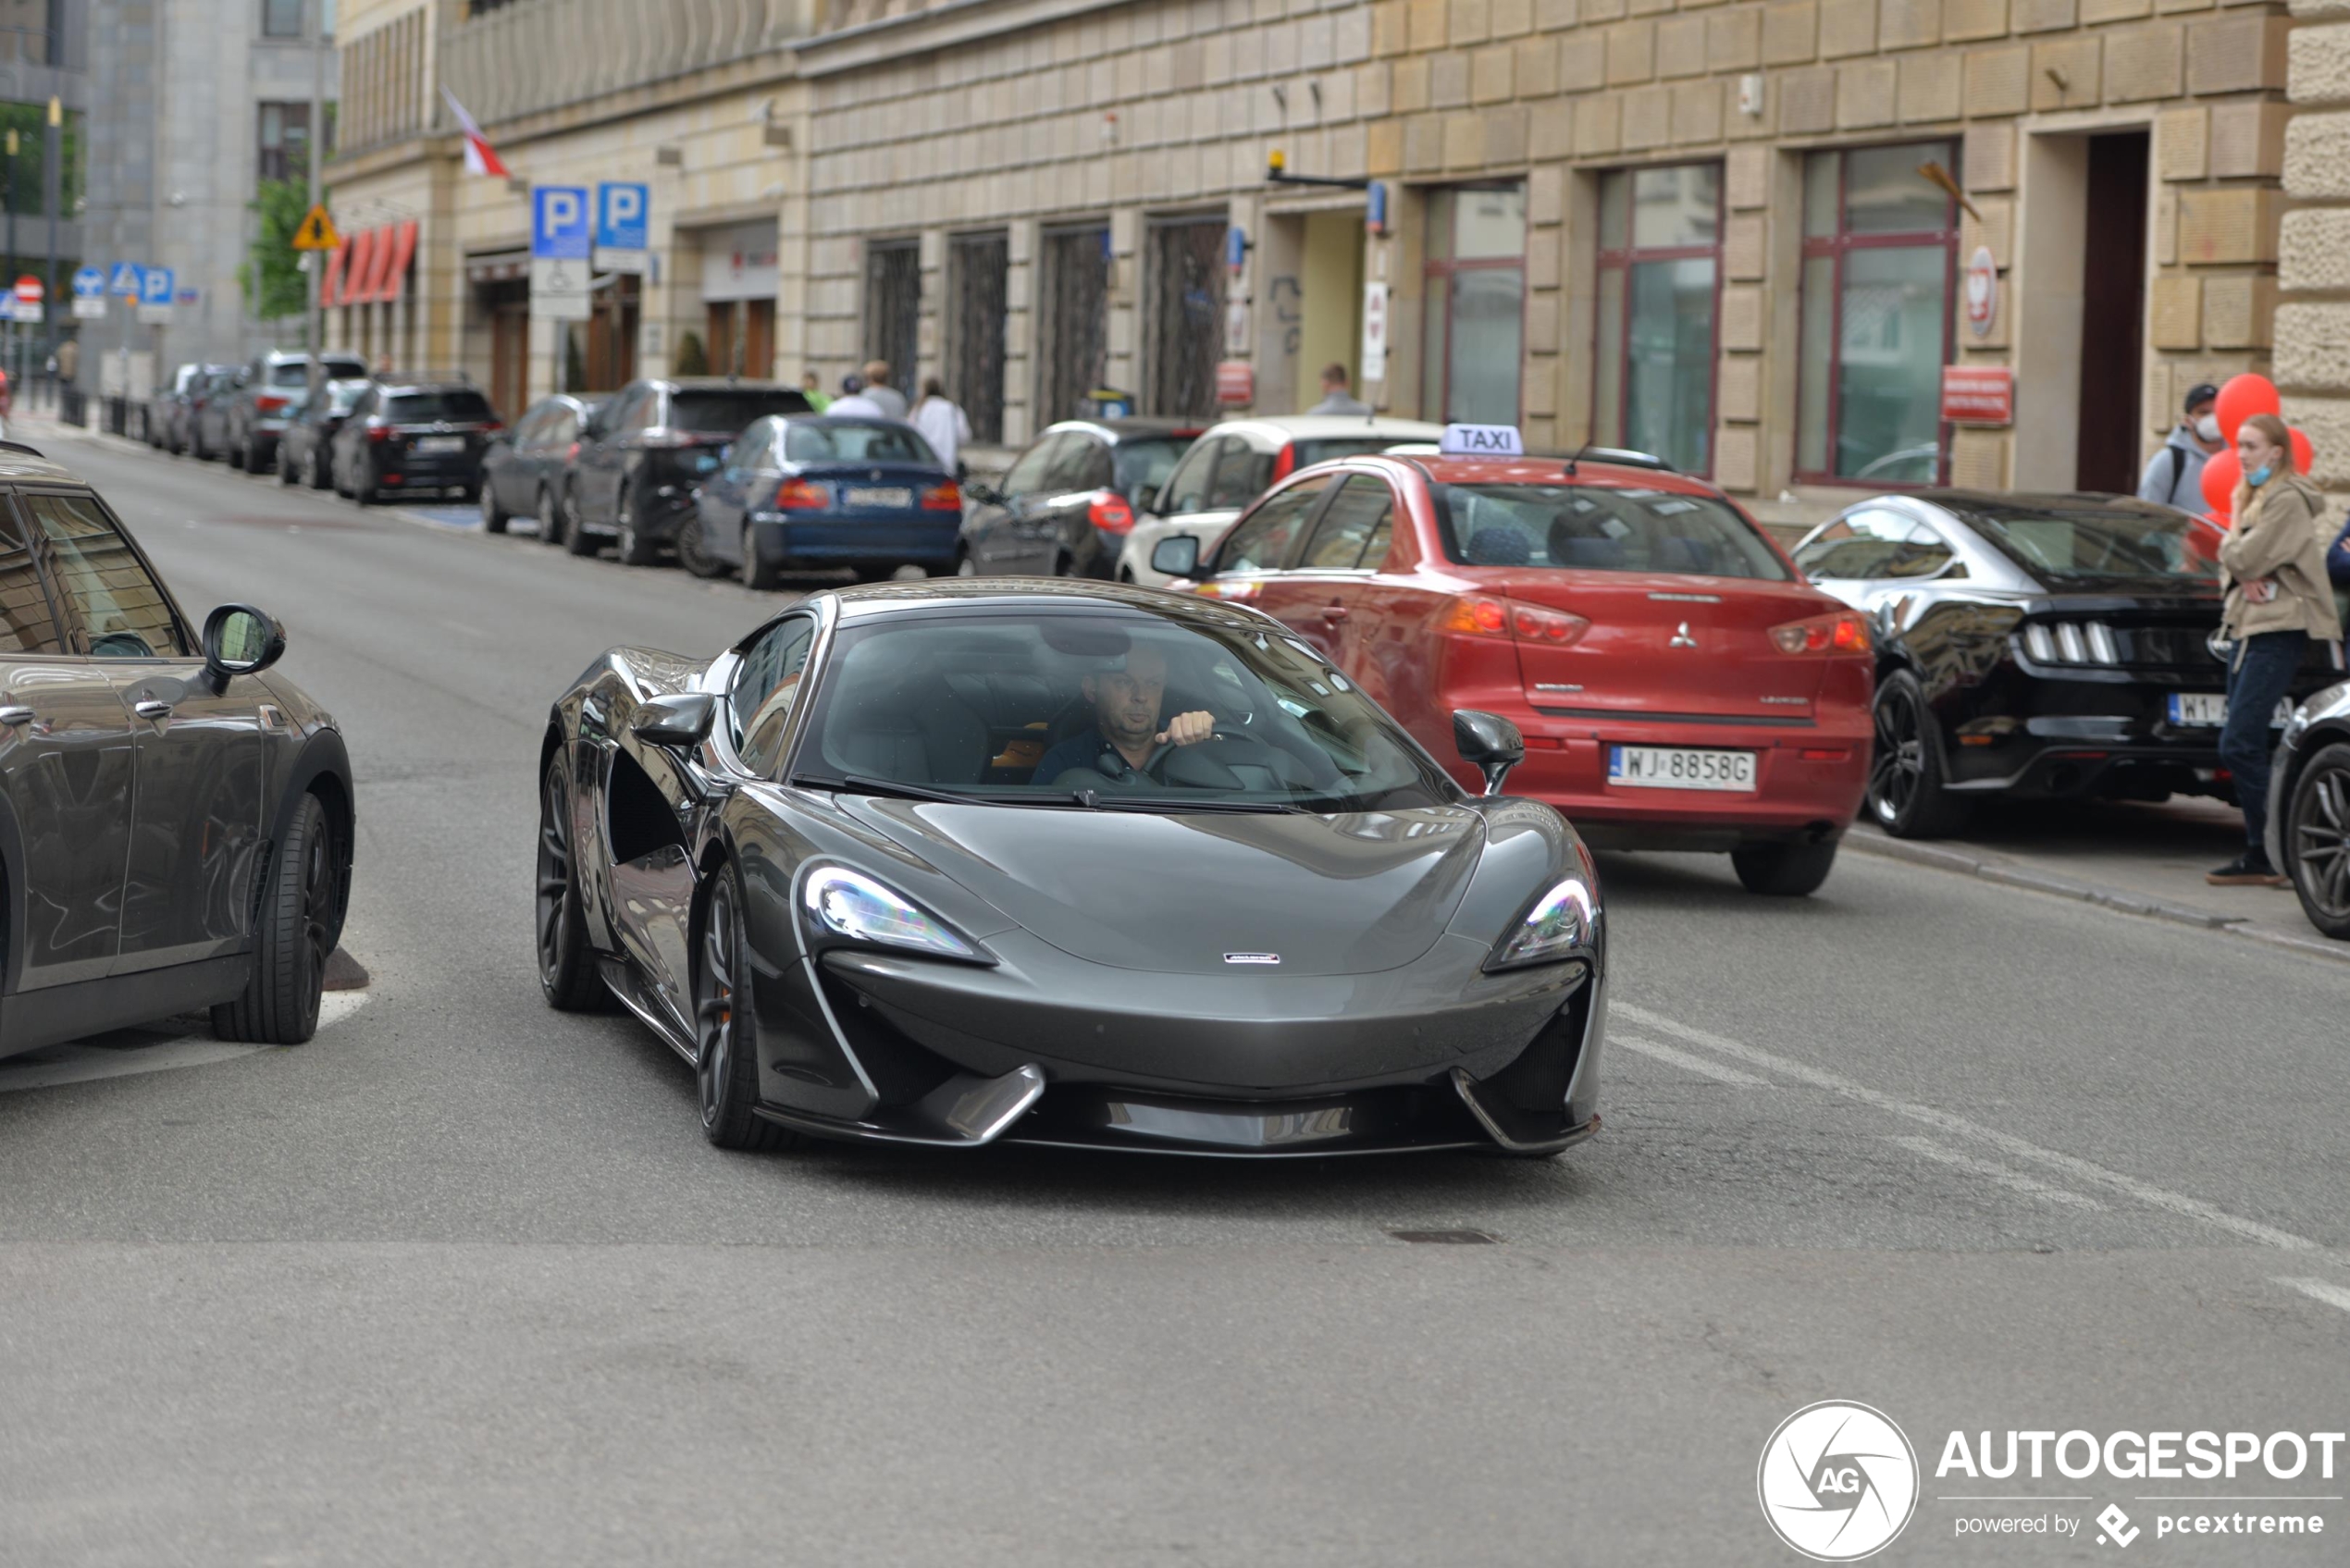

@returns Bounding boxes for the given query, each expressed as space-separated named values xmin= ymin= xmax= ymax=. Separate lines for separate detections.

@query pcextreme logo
xmin=1758 ymin=1401 xmax=1922 ymax=1561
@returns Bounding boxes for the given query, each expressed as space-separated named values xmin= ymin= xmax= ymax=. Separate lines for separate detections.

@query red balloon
xmin=2291 ymin=426 xmax=2315 ymax=475
xmin=2215 ymin=374 xmax=2281 ymax=444
xmin=2200 ymin=447 xmax=2242 ymax=517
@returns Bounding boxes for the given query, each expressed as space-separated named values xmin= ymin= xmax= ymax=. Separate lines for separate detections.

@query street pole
xmin=307 ymin=0 xmax=325 ymax=359
xmin=42 ymin=90 xmax=56 ymax=409
xmin=5 ymin=127 xmax=15 ymax=408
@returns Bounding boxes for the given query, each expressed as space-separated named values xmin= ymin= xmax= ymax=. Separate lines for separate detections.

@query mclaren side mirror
xmin=1453 ymin=709 xmax=1525 ymax=796
xmin=1150 ymin=535 xmax=1201 ymax=579
xmin=202 ymin=604 xmax=286 ymax=692
xmin=631 ymin=691 xmax=718 ymax=750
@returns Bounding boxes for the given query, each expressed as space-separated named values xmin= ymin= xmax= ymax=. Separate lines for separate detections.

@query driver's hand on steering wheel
xmin=1155 ymin=710 xmax=1216 ymax=748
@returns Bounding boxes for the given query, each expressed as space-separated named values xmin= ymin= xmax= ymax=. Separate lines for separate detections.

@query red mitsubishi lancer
xmin=1162 ymin=429 xmax=1876 ymax=895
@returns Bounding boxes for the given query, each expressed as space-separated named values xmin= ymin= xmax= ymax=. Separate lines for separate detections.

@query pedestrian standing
xmin=828 ymin=373 xmax=885 ymax=419
xmin=2327 ymin=511 xmax=2350 ymax=634
xmin=860 ymin=360 xmax=909 ymax=420
xmin=1306 ymin=363 xmax=1372 ymax=417
xmin=2139 ymin=382 xmax=2222 ymax=511
xmin=911 ymin=377 xmax=972 ymax=475
xmin=800 ymin=369 xmax=831 ymax=414
xmin=2208 ymin=413 xmax=2344 ymax=885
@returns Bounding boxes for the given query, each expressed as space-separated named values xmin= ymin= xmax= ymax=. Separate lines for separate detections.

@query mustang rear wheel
xmin=696 ymin=863 xmax=796 ymax=1152
xmin=537 ymin=753 xmax=607 ymax=1011
xmin=2287 ymin=742 xmax=2350 ymax=940
xmin=1867 ymin=671 xmax=1971 ymax=839
xmin=1730 ymin=839 xmax=1840 ymax=896
xmin=214 ymin=793 xmax=340 ymax=1043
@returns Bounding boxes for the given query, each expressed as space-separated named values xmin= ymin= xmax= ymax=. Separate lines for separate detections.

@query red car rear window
xmin=1430 ymin=482 xmax=1788 ymax=581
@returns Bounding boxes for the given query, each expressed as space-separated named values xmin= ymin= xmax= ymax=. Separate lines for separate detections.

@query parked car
xmin=220 ymin=351 xmax=368 ymax=473
xmin=0 ymin=440 xmax=354 ymax=1055
xmin=148 ymin=362 xmax=224 ymax=452
xmin=478 ymin=393 xmax=599 ymax=538
xmin=564 ymin=377 xmax=813 ymax=565
xmin=690 ymin=414 xmax=960 ymax=588
xmin=2268 ymin=681 xmax=2350 ymax=940
xmin=184 ymin=366 xmax=243 ymax=461
xmin=1160 ymin=437 xmax=1874 ymax=895
xmin=329 ymin=378 xmax=503 ymax=505
xmin=535 ymin=579 xmax=1602 ymax=1156
xmin=958 ymin=418 xmax=1202 ymax=579
xmin=1792 ymin=491 xmax=2346 ymax=837
xmin=1119 ymin=414 xmax=1442 ymax=587
xmin=278 ymin=377 xmax=369 ymax=489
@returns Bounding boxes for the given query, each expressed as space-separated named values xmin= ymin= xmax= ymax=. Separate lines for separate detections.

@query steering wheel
xmin=1138 ymin=730 xmax=1295 ymax=787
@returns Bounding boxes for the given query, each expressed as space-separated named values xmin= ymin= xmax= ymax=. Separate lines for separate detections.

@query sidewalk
xmin=1844 ymin=796 xmax=2349 ymax=966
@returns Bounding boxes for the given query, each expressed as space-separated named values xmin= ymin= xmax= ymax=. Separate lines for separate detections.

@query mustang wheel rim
xmin=1869 ymin=691 xmax=1923 ymax=821
xmin=536 ymin=766 xmax=571 ymax=980
xmin=2295 ymin=764 xmax=2350 ymax=917
xmin=696 ymin=877 xmax=736 ymax=1126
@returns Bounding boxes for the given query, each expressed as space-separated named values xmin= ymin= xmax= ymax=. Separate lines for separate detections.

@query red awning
xmin=378 ymin=220 xmax=419 ymax=304
xmin=320 ymin=239 xmax=349 ymax=307
xmin=357 ymin=224 xmax=398 ymax=303
xmin=343 ymin=228 xmax=378 ymax=304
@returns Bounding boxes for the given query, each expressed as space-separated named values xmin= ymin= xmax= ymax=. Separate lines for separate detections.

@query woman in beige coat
xmin=2209 ymin=414 xmax=2344 ymax=884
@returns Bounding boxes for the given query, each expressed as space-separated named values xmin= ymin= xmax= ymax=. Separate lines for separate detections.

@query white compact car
xmin=1119 ymin=414 xmax=1442 ymax=586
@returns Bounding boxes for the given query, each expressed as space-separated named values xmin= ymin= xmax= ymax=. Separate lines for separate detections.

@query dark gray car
xmin=217 ymin=351 xmax=368 ymax=474
xmin=0 ymin=441 xmax=355 ymax=1056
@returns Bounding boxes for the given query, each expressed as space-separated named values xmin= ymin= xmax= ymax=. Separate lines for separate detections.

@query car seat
xmin=1548 ymin=518 xmax=1624 ymax=570
xmin=822 ymin=671 xmax=989 ymax=784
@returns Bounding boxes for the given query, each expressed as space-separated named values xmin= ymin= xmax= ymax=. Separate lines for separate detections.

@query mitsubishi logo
xmin=1669 ymin=622 xmax=1698 ymax=648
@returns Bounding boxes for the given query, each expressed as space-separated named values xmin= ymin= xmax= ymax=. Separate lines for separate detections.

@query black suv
xmin=219 ymin=351 xmax=367 ymax=473
xmin=329 ymin=378 xmax=503 ymax=505
xmin=565 ymin=377 xmax=811 ymax=564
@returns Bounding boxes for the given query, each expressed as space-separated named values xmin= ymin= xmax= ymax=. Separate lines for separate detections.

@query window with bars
xmin=1420 ymin=185 xmax=1525 ymax=426
xmin=1144 ymin=217 xmax=1225 ymax=421
xmin=863 ymin=239 xmax=921 ymax=399
xmin=1796 ymin=142 xmax=1959 ymax=486
xmin=1036 ymin=226 xmax=1108 ymax=427
xmin=948 ymin=231 xmax=1008 ymax=443
xmin=1594 ymin=163 xmax=1721 ymax=477
xmin=262 ymin=0 xmax=304 ymax=37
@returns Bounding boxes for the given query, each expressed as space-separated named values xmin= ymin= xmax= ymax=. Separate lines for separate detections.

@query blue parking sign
xmin=141 ymin=267 xmax=174 ymax=306
xmin=596 ymin=183 xmax=649 ymax=253
xmin=531 ymin=186 xmax=591 ymax=261
xmin=107 ymin=261 xmax=143 ymax=297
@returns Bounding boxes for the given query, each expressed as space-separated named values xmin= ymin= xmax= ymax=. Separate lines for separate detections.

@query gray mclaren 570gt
xmin=536 ymin=579 xmax=1605 ymax=1157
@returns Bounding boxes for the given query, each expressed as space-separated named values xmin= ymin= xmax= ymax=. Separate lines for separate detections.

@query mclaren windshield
xmin=788 ymin=608 xmax=1461 ymax=812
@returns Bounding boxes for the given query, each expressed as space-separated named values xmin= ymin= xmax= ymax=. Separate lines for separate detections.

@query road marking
xmin=1883 ymin=1134 xmax=2108 ymax=1211
xmin=1613 ymin=1034 xmax=1771 ymax=1087
xmin=2274 ymin=1277 xmax=2350 ymax=1317
xmin=1615 ymin=1001 xmax=2320 ymax=1253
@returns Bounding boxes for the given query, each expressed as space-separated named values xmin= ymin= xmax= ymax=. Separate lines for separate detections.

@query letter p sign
xmin=533 ymin=186 xmax=590 ymax=261
xmin=596 ymin=182 xmax=650 ymax=253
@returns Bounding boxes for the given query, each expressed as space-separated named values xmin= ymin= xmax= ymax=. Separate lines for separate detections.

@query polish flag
xmin=440 ymin=87 xmax=511 ymax=179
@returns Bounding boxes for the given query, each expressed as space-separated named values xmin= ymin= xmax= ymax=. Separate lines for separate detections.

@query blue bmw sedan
xmin=692 ymin=415 xmax=961 ymax=588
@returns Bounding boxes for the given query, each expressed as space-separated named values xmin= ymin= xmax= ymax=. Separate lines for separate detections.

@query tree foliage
xmin=239 ymin=173 xmax=313 ymax=324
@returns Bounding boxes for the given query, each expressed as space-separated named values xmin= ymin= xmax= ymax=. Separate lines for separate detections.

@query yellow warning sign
xmin=291 ymin=204 xmax=340 ymax=251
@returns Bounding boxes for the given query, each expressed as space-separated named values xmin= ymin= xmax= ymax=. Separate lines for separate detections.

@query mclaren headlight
xmin=800 ymin=866 xmax=984 ymax=962
xmin=1484 ymin=873 xmax=1597 ymax=972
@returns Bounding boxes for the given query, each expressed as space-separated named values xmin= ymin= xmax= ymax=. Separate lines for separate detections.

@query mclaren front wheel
xmin=695 ymin=862 xmax=796 ymax=1153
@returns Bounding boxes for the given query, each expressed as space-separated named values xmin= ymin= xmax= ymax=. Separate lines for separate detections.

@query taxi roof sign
xmin=1439 ymin=423 xmax=1524 ymax=457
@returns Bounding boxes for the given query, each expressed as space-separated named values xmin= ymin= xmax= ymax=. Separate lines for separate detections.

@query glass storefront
xmin=1795 ymin=142 xmax=1958 ymax=486
xmin=1422 ymin=185 xmax=1526 ymax=426
xmin=1594 ymin=164 xmax=1720 ymax=475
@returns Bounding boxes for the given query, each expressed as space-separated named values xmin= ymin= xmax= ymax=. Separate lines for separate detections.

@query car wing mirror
xmin=631 ymin=691 xmax=717 ymax=750
xmin=1452 ymin=709 xmax=1525 ymax=796
xmin=965 ymin=481 xmax=1001 ymax=506
xmin=1150 ymin=535 xmax=1201 ymax=579
xmin=202 ymin=604 xmax=286 ymax=693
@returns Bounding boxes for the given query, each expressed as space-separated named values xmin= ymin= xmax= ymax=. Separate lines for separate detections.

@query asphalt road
xmin=3 ymin=426 xmax=2347 ymax=1567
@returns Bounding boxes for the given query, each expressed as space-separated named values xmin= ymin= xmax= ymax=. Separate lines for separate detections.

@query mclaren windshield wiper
xmin=1068 ymin=788 xmax=1316 ymax=815
xmin=794 ymin=773 xmax=1027 ymax=806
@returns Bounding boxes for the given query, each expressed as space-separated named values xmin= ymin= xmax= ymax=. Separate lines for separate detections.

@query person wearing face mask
xmin=2139 ymin=383 xmax=2223 ymax=511
xmin=2208 ymin=413 xmax=2344 ymax=884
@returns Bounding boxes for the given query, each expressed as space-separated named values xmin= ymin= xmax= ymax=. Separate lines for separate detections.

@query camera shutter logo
xmin=1757 ymin=1401 xmax=1919 ymax=1561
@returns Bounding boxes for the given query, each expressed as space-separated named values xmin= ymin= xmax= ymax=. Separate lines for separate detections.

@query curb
xmin=1842 ymin=830 xmax=2350 ymax=966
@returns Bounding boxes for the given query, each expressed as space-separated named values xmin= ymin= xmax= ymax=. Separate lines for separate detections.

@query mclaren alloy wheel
xmin=695 ymin=864 xmax=795 ymax=1152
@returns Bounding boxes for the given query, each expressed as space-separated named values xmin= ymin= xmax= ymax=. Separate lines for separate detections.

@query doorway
xmin=2074 ymin=132 xmax=2148 ymax=493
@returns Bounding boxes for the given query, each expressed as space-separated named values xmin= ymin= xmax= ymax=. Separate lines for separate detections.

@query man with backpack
xmin=2139 ymin=381 xmax=2222 ymax=511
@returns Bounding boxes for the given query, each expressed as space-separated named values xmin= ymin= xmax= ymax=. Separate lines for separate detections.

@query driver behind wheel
xmin=1032 ymin=645 xmax=1214 ymax=783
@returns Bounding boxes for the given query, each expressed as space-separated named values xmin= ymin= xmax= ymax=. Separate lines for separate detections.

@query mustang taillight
xmin=1442 ymin=596 xmax=1589 ymax=644
xmin=774 ymin=478 xmax=829 ymax=511
xmin=1769 ymin=611 xmax=1872 ymax=655
xmin=1086 ymin=490 xmax=1135 ymax=535
xmin=921 ymin=481 xmax=962 ymax=511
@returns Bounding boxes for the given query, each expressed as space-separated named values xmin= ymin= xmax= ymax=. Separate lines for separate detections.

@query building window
xmin=1421 ymin=184 xmax=1525 ymax=426
xmin=1796 ymin=142 xmax=1959 ymax=486
xmin=1594 ymin=164 xmax=1721 ymax=476
xmin=863 ymin=238 xmax=920 ymax=400
xmin=1144 ymin=216 xmax=1225 ymax=421
xmin=1037 ymin=225 xmax=1109 ymax=426
xmin=947 ymin=231 xmax=1008 ymax=444
xmin=263 ymin=0 xmax=305 ymax=37
xmin=257 ymin=102 xmax=311 ymax=182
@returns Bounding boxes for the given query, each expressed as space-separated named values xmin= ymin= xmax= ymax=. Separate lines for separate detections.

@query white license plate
xmin=413 ymin=436 xmax=464 ymax=453
xmin=1607 ymin=745 xmax=1758 ymax=791
xmin=844 ymin=487 xmax=911 ymax=509
xmin=2167 ymin=692 xmax=2292 ymax=728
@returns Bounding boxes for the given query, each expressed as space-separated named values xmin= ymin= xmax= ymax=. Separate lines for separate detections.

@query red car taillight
xmin=255 ymin=393 xmax=289 ymax=414
xmin=366 ymin=420 xmax=393 ymax=442
xmin=1769 ymin=611 xmax=1872 ymax=655
xmin=1086 ymin=490 xmax=1134 ymax=535
xmin=1270 ymin=443 xmax=1297 ymax=482
xmin=921 ymin=481 xmax=961 ymax=511
xmin=774 ymin=478 xmax=829 ymax=511
xmin=1441 ymin=596 xmax=1590 ymax=644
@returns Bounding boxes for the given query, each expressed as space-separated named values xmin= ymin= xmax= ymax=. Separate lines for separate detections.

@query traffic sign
xmin=531 ymin=186 xmax=590 ymax=262
xmin=15 ymin=275 xmax=43 ymax=304
xmin=1963 ymin=245 xmax=1998 ymax=339
xmin=106 ymin=261 xmax=142 ymax=298
xmin=140 ymin=267 xmax=173 ymax=306
xmin=593 ymin=182 xmax=649 ymax=273
xmin=528 ymin=257 xmax=590 ymax=322
xmin=291 ymin=204 xmax=340 ymax=251
xmin=70 ymin=265 xmax=105 ymax=300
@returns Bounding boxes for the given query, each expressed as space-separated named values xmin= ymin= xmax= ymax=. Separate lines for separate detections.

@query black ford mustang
xmin=536 ymin=580 xmax=1605 ymax=1157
